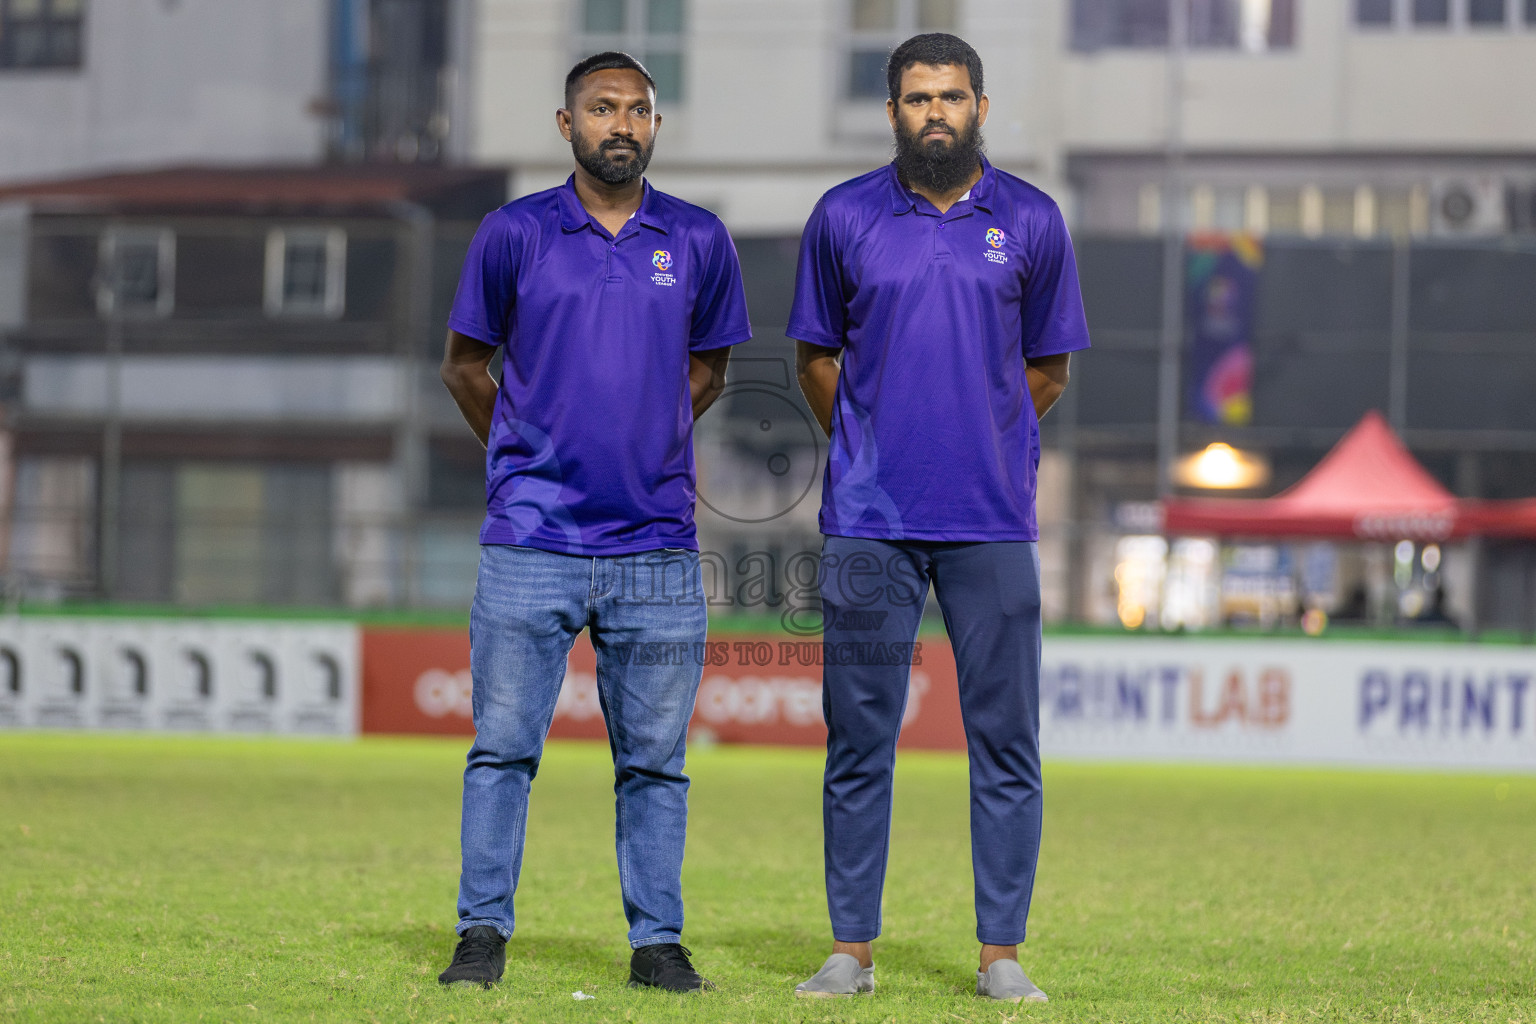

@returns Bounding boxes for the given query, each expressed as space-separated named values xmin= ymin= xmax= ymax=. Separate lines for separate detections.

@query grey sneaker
xmin=793 ymin=953 xmax=875 ymax=998
xmin=976 ymin=959 xmax=1047 ymax=1003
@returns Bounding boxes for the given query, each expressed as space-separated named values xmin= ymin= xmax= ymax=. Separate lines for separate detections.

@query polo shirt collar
xmin=557 ymin=175 xmax=669 ymax=234
xmin=886 ymin=155 xmax=997 ymax=215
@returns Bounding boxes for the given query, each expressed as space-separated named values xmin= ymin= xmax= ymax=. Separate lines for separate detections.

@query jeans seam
xmin=631 ymin=934 xmax=681 ymax=948
xmin=457 ymin=918 xmax=512 ymax=940
xmin=595 ymin=653 xmax=635 ymax=935
xmin=459 ymin=544 xmax=588 ymax=946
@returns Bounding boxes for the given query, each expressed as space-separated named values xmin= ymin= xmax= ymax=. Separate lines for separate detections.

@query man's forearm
xmin=442 ymin=367 xmax=498 ymax=447
xmin=1025 ymin=354 xmax=1071 ymax=421
xmin=691 ymin=383 xmax=724 ymax=419
xmin=1027 ymin=376 xmax=1066 ymax=421
xmin=689 ymin=349 xmax=730 ymax=420
xmin=796 ymin=343 xmax=841 ymax=438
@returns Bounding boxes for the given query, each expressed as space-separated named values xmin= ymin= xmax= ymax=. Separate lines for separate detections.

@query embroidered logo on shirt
xmin=983 ymin=227 xmax=1009 ymax=264
xmin=651 ymin=249 xmax=677 ymax=286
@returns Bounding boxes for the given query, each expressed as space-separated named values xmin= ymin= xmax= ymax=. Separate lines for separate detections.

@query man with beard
xmin=787 ymin=34 xmax=1089 ymax=1004
xmin=435 ymin=52 xmax=750 ymax=992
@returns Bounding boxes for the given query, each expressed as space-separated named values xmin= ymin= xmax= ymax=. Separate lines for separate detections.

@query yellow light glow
xmin=1173 ymin=442 xmax=1271 ymax=490
xmin=1422 ymin=543 xmax=1442 ymax=573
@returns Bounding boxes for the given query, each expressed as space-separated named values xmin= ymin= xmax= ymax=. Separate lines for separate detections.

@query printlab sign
xmin=1041 ymin=638 xmax=1536 ymax=770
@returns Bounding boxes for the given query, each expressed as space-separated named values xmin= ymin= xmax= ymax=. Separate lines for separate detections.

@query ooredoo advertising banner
xmin=360 ymin=629 xmax=963 ymax=749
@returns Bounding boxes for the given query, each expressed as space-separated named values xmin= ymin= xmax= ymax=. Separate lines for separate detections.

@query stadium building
xmin=1 ymin=0 xmax=1535 ymax=632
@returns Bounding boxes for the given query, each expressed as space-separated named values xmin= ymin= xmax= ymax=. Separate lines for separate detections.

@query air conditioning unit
xmin=1508 ymin=181 xmax=1536 ymax=236
xmin=1430 ymin=177 xmax=1506 ymax=236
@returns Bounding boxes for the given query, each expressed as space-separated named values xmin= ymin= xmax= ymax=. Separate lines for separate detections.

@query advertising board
xmin=361 ymin=629 xmax=1536 ymax=769
xmin=0 ymin=617 xmax=359 ymax=736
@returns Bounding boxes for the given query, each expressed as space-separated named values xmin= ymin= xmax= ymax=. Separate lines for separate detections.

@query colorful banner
xmin=360 ymin=628 xmax=1536 ymax=771
xmin=6 ymin=618 xmax=1534 ymax=771
xmin=1186 ymin=233 xmax=1263 ymax=426
xmin=1040 ymin=637 xmax=1536 ymax=770
xmin=360 ymin=628 xmax=965 ymax=750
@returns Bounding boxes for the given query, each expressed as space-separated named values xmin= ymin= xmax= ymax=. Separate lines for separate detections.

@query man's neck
xmin=573 ymin=168 xmax=644 ymax=236
xmin=905 ymin=161 xmax=985 ymax=215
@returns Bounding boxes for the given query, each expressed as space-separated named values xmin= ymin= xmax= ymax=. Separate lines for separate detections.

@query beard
xmin=572 ymin=131 xmax=654 ymax=185
xmin=893 ymin=115 xmax=985 ymax=194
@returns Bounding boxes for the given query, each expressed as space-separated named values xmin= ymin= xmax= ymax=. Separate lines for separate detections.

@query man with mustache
xmin=435 ymin=51 xmax=750 ymax=992
xmin=788 ymin=34 xmax=1090 ymax=1004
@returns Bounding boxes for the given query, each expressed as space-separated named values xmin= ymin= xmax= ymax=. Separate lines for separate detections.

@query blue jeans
xmin=819 ymin=536 xmax=1044 ymax=946
xmin=456 ymin=543 xmax=706 ymax=948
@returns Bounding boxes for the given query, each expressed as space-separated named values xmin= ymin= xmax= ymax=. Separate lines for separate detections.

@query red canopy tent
xmin=1462 ymin=498 xmax=1536 ymax=539
xmin=1161 ymin=411 xmax=1465 ymax=541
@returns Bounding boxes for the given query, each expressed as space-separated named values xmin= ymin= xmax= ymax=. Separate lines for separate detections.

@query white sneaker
xmin=793 ymin=953 xmax=875 ymax=998
xmin=976 ymin=959 xmax=1048 ymax=1003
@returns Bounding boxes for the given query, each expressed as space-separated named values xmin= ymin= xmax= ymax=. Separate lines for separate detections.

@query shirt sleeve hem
xmin=1025 ymin=337 xmax=1092 ymax=359
xmin=689 ymin=328 xmax=754 ymax=352
xmin=447 ymin=316 xmax=499 ymax=346
xmin=786 ymin=326 xmax=844 ymax=349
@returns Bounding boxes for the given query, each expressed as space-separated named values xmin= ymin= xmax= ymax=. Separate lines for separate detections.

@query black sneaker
xmin=628 ymin=943 xmax=713 ymax=992
xmin=437 ymin=925 xmax=506 ymax=988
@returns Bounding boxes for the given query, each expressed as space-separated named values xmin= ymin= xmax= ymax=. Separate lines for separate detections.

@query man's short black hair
xmin=886 ymin=33 xmax=983 ymax=103
xmin=564 ymin=51 xmax=656 ymax=108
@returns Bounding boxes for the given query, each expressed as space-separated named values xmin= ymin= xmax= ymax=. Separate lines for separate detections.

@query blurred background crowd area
xmin=1 ymin=0 xmax=1535 ymax=637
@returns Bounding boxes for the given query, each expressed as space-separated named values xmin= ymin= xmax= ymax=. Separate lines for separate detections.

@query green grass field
xmin=2 ymin=735 xmax=1533 ymax=1024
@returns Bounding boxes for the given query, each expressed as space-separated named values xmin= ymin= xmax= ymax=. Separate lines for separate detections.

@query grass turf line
xmin=1 ymin=734 xmax=1532 ymax=1023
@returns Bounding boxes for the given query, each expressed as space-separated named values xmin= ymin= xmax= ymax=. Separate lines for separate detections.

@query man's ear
xmin=977 ymin=93 xmax=990 ymax=127
xmin=886 ymin=97 xmax=897 ymax=132
xmin=556 ymin=107 xmax=573 ymax=142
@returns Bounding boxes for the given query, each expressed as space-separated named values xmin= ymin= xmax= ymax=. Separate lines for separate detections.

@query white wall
xmin=1051 ymin=4 xmax=1536 ymax=153
xmin=23 ymin=356 xmax=404 ymax=422
xmin=0 ymin=0 xmax=327 ymax=184
xmin=470 ymin=0 xmax=1060 ymax=233
xmin=470 ymin=1 xmax=1536 ymax=233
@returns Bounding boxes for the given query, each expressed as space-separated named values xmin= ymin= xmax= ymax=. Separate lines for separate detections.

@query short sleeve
xmin=1020 ymin=202 xmax=1092 ymax=360
xmin=786 ymin=198 xmax=846 ymax=349
xmin=447 ymin=210 xmax=518 ymax=346
xmin=689 ymin=218 xmax=753 ymax=351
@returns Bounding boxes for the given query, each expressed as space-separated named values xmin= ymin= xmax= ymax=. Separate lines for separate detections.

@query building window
xmin=1413 ymin=0 xmax=1451 ymax=23
xmin=1355 ymin=0 xmax=1395 ymax=24
xmin=1468 ymin=0 xmax=1507 ymax=23
xmin=264 ymin=228 xmax=346 ymax=318
xmin=98 ymin=228 xmax=174 ymax=318
xmin=1071 ymin=0 xmax=1296 ymax=52
xmin=0 ymin=0 xmax=83 ymax=70
xmin=846 ymin=0 xmax=959 ymax=100
xmin=329 ymin=0 xmax=450 ymax=163
xmin=576 ymin=0 xmax=686 ymax=104
xmin=1356 ymin=0 xmax=1530 ymax=26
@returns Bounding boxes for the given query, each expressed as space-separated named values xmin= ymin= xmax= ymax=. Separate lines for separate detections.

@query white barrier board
xmin=0 ymin=617 xmax=359 ymax=736
xmin=1041 ymin=637 xmax=1536 ymax=769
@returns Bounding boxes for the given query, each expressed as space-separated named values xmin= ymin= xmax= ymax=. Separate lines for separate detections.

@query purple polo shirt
xmin=788 ymin=158 xmax=1091 ymax=542
xmin=448 ymin=176 xmax=751 ymax=555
